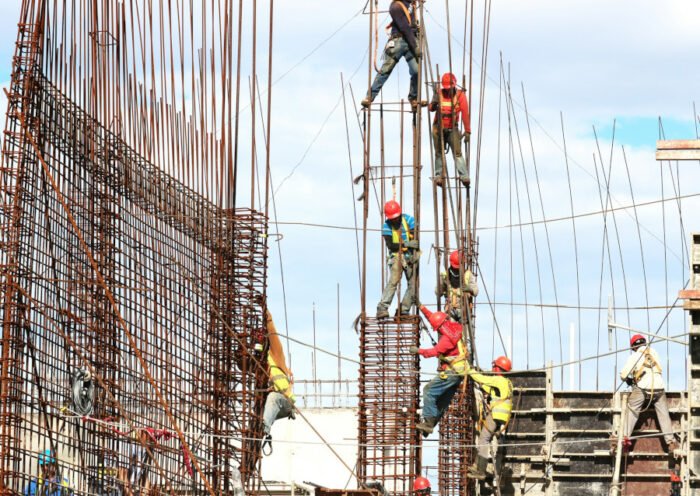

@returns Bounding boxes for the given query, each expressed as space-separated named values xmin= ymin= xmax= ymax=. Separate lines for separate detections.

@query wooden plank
xmin=679 ymin=289 xmax=700 ymax=300
xmin=656 ymin=149 xmax=700 ymax=160
xmin=656 ymin=139 xmax=700 ymax=150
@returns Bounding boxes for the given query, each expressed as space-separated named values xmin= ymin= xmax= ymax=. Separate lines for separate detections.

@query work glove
xmin=404 ymin=239 xmax=419 ymax=249
xmin=464 ymin=131 xmax=471 ymax=143
xmin=409 ymin=345 xmax=420 ymax=354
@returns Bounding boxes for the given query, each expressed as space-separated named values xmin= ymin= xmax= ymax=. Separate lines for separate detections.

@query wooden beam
xmin=656 ymin=139 xmax=700 ymax=160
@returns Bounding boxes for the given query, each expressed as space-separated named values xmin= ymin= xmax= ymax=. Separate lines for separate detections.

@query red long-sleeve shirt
xmin=418 ymin=306 xmax=463 ymax=365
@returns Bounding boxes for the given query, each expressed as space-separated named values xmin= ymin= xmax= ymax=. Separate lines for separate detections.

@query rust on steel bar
xmin=0 ymin=0 xmax=273 ymax=494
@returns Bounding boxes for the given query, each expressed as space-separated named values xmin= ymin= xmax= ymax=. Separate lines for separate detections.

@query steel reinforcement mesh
xmin=0 ymin=66 xmax=269 ymax=495
xmin=357 ymin=316 xmax=421 ymax=494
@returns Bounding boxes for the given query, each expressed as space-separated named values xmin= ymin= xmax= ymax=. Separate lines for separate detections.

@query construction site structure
xmin=0 ymin=0 xmax=274 ymax=494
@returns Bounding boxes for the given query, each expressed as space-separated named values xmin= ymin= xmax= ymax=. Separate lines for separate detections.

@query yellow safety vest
xmin=439 ymin=338 xmax=468 ymax=374
xmin=268 ymin=354 xmax=295 ymax=403
xmin=468 ymin=369 xmax=513 ymax=424
xmin=391 ymin=216 xmax=412 ymax=252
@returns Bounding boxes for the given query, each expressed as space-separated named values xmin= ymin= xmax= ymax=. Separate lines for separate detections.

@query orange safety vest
xmin=438 ymin=90 xmax=463 ymax=129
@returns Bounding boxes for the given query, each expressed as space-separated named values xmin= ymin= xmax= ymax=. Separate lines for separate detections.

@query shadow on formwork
xmin=475 ymin=370 xmax=689 ymax=496
xmin=0 ymin=26 xmax=269 ymax=496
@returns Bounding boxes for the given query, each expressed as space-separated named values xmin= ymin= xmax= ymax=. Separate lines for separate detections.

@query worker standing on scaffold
xmin=619 ymin=334 xmax=678 ymax=455
xmin=430 ymin=72 xmax=471 ymax=187
xmin=410 ymin=305 xmax=468 ymax=435
xmin=361 ymin=1 xmax=422 ymax=110
xmin=467 ymin=356 xmax=513 ymax=480
xmin=439 ymin=250 xmax=478 ymax=323
xmin=376 ymin=200 xmax=419 ymax=319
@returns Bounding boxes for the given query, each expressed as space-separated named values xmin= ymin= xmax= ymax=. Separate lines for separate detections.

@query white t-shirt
xmin=620 ymin=345 xmax=665 ymax=391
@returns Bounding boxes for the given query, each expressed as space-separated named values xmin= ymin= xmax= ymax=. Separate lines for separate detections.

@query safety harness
xmin=438 ymin=90 xmax=463 ymax=129
xmin=438 ymin=339 xmax=468 ymax=376
xmin=388 ymin=1 xmax=415 ymax=35
xmin=269 ymin=354 xmax=296 ymax=403
xmin=390 ymin=216 xmax=412 ymax=253
xmin=632 ymin=347 xmax=661 ymax=384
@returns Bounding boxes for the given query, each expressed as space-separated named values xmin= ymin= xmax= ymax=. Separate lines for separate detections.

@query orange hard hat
xmin=384 ymin=200 xmax=402 ymax=220
xmin=630 ymin=334 xmax=646 ymax=348
xmin=428 ymin=311 xmax=448 ymax=330
xmin=441 ymin=72 xmax=457 ymax=89
xmin=449 ymin=250 xmax=461 ymax=269
xmin=413 ymin=476 xmax=430 ymax=491
xmin=492 ymin=356 xmax=512 ymax=372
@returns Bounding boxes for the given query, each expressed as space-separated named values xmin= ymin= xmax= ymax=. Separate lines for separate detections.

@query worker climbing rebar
xmin=376 ymin=200 xmax=419 ymax=319
xmin=429 ymin=73 xmax=471 ymax=187
xmin=438 ymin=250 xmax=478 ymax=323
xmin=261 ymin=310 xmax=296 ymax=455
xmin=467 ymin=356 xmax=513 ymax=480
xmin=361 ymin=0 xmax=422 ymax=110
xmin=410 ymin=305 xmax=468 ymax=436
xmin=617 ymin=334 xmax=678 ymax=455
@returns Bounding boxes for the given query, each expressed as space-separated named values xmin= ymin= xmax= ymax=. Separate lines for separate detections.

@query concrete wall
xmin=261 ymin=408 xmax=359 ymax=489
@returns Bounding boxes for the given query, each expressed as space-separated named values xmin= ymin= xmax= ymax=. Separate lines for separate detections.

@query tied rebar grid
xmin=437 ymin=387 xmax=474 ymax=496
xmin=358 ymin=317 xmax=421 ymax=494
xmin=0 ymin=66 xmax=269 ymax=496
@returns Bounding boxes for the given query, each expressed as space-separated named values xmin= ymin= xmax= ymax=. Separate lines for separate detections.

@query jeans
xmin=367 ymin=37 xmax=418 ymax=102
xmin=625 ymin=386 xmax=674 ymax=444
xmin=477 ymin=413 xmax=505 ymax=459
xmin=433 ymin=126 xmax=467 ymax=180
xmin=263 ymin=391 xmax=294 ymax=435
xmin=422 ymin=370 xmax=463 ymax=420
xmin=377 ymin=253 xmax=417 ymax=313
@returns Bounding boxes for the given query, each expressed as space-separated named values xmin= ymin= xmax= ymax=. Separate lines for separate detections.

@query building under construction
xmin=0 ymin=1 xmax=699 ymax=496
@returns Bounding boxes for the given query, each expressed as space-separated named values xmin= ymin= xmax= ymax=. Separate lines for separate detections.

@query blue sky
xmin=2 ymin=0 xmax=699 ymax=408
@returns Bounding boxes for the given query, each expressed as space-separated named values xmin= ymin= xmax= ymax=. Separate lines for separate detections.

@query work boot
xmin=433 ymin=177 xmax=444 ymax=187
xmin=416 ymin=417 xmax=438 ymax=436
xmin=361 ymin=97 xmax=371 ymax=108
xmin=376 ymin=308 xmax=390 ymax=320
xmin=459 ymin=175 xmax=471 ymax=187
xmin=467 ymin=456 xmax=489 ymax=480
xmin=668 ymin=440 xmax=679 ymax=454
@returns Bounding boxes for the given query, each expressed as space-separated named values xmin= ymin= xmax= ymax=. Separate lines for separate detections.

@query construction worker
xmin=467 ymin=356 xmax=513 ymax=480
xmin=429 ymin=73 xmax=471 ymax=187
xmin=361 ymin=1 xmax=422 ymax=109
xmin=439 ymin=250 xmax=478 ymax=323
xmin=24 ymin=449 xmax=73 ymax=496
xmin=377 ymin=200 xmax=419 ymax=319
xmin=619 ymin=334 xmax=678 ymax=454
xmin=413 ymin=476 xmax=431 ymax=495
xmin=262 ymin=310 xmax=296 ymax=454
xmin=410 ymin=305 xmax=467 ymax=435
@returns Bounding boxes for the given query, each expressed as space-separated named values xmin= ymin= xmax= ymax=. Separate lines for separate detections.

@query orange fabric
xmin=266 ymin=310 xmax=291 ymax=377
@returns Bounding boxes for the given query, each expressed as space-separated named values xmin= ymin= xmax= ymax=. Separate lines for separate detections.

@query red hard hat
xmin=441 ymin=72 xmax=457 ymax=89
xmin=413 ymin=476 xmax=430 ymax=491
xmin=384 ymin=200 xmax=402 ymax=220
xmin=630 ymin=334 xmax=646 ymax=347
xmin=449 ymin=250 xmax=461 ymax=269
xmin=492 ymin=356 xmax=512 ymax=372
xmin=428 ymin=311 xmax=448 ymax=330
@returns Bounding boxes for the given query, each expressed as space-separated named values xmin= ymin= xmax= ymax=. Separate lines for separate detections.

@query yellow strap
xmin=439 ymin=339 xmax=468 ymax=373
xmin=633 ymin=348 xmax=662 ymax=382
xmin=391 ymin=216 xmax=412 ymax=246
xmin=392 ymin=1 xmax=412 ymax=27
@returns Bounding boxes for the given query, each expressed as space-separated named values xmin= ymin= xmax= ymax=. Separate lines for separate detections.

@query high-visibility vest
xmin=439 ymin=338 xmax=468 ymax=374
xmin=391 ymin=216 xmax=412 ymax=252
xmin=469 ymin=371 xmax=513 ymax=424
xmin=269 ymin=354 xmax=295 ymax=403
xmin=438 ymin=90 xmax=463 ymax=129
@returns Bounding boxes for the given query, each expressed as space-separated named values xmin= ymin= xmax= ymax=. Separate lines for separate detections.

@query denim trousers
xmin=263 ymin=391 xmax=294 ymax=435
xmin=422 ymin=370 xmax=463 ymax=420
xmin=367 ymin=37 xmax=418 ymax=102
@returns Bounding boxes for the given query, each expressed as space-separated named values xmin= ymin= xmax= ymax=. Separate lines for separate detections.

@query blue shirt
xmin=382 ymin=214 xmax=415 ymax=244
